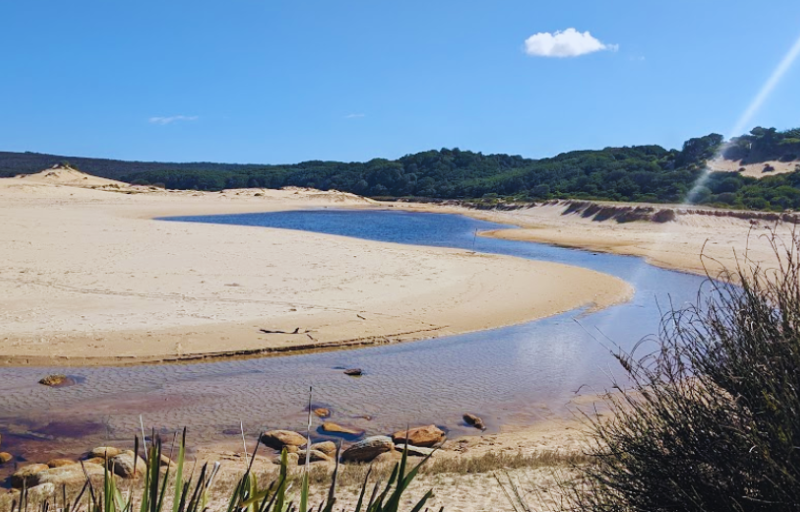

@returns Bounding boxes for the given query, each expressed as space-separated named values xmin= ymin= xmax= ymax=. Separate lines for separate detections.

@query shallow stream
xmin=0 ymin=209 xmax=707 ymax=470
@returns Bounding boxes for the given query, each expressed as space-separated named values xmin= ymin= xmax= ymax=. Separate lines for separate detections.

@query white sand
xmin=0 ymin=170 xmax=632 ymax=366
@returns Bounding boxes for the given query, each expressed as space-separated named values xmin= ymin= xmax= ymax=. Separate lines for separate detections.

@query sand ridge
xmin=0 ymin=174 xmax=632 ymax=366
xmin=395 ymin=200 xmax=795 ymax=279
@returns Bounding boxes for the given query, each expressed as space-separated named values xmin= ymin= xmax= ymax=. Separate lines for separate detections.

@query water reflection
xmin=0 ymin=210 xmax=707 ymax=464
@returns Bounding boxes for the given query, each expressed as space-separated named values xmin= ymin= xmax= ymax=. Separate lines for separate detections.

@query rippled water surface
xmin=0 ymin=209 xmax=708 ymax=467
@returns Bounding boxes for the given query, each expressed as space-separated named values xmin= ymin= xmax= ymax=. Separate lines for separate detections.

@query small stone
xmin=344 ymin=368 xmax=363 ymax=376
xmin=0 ymin=453 xmax=12 ymax=465
xmin=320 ymin=422 xmax=365 ymax=437
xmin=313 ymin=408 xmax=331 ymax=418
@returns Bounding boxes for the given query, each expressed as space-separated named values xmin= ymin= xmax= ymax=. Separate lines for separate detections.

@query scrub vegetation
xmin=2 ymin=127 xmax=800 ymax=211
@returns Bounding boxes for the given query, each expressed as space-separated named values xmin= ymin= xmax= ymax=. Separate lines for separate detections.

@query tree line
xmin=2 ymin=127 xmax=800 ymax=211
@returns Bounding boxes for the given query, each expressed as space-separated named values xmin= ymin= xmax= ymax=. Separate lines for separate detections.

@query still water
xmin=0 ymin=209 xmax=708 ymax=464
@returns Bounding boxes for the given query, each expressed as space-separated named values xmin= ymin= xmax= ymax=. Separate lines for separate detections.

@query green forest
xmin=2 ymin=127 xmax=800 ymax=211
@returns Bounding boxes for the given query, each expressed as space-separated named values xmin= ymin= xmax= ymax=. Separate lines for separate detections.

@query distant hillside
xmin=0 ymin=151 xmax=266 ymax=180
xmin=2 ymin=127 xmax=800 ymax=212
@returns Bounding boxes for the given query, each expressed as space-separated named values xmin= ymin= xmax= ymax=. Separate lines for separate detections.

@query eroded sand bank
xmin=396 ymin=200 xmax=795 ymax=278
xmin=0 ymin=173 xmax=632 ymax=366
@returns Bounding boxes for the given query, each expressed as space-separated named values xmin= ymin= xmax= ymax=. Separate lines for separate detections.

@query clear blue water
xmin=0 ymin=209 xmax=709 ymax=464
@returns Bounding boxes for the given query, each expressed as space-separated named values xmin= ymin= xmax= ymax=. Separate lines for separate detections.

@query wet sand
xmin=0 ymin=171 xmax=632 ymax=366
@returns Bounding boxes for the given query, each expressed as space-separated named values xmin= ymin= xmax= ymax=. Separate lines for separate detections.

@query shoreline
xmin=0 ymin=176 xmax=633 ymax=367
xmin=391 ymin=200 xmax=793 ymax=279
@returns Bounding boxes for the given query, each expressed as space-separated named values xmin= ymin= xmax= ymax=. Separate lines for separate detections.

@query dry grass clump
xmin=554 ymin=231 xmax=800 ymax=512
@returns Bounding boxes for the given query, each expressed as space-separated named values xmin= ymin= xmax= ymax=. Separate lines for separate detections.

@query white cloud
xmin=344 ymin=113 xmax=366 ymax=119
xmin=524 ymin=28 xmax=617 ymax=58
xmin=149 ymin=115 xmax=199 ymax=125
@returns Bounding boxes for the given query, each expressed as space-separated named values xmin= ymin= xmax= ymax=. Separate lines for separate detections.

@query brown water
xmin=0 ymin=210 xmax=708 ymax=476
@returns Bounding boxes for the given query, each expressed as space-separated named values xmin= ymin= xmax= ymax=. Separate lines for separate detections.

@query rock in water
xmin=11 ymin=464 xmax=49 ymax=488
xmin=38 ymin=375 xmax=76 ymax=387
xmin=463 ymin=413 xmax=486 ymax=430
xmin=320 ymin=422 xmax=365 ymax=437
xmin=313 ymin=408 xmax=331 ymax=418
xmin=391 ymin=425 xmax=445 ymax=447
xmin=341 ymin=436 xmax=394 ymax=463
xmin=260 ymin=430 xmax=307 ymax=450
xmin=0 ymin=452 xmax=13 ymax=465
xmin=108 ymin=451 xmax=146 ymax=478
xmin=310 ymin=441 xmax=337 ymax=457
xmin=344 ymin=368 xmax=363 ymax=376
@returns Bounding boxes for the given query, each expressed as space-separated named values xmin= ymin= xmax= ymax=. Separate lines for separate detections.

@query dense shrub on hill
xmin=3 ymin=127 xmax=800 ymax=211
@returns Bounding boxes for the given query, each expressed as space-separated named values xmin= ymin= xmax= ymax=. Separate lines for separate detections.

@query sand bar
xmin=0 ymin=171 xmax=632 ymax=366
xmin=396 ymin=200 xmax=796 ymax=279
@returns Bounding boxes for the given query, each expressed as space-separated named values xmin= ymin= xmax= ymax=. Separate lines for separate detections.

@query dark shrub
xmin=561 ymin=231 xmax=800 ymax=512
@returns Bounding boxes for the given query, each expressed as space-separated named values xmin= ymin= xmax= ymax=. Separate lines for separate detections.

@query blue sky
xmin=2 ymin=0 xmax=800 ymax=164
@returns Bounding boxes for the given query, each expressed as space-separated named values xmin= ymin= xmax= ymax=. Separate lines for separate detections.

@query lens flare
xmin=588 ymin=31 xmax=800 ymax=354
xmin=685 ymin=31 xmax=800 ymax=204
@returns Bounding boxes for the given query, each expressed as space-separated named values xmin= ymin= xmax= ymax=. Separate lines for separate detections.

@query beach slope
xmin=0 ymin=175 xmax=632 ymax=366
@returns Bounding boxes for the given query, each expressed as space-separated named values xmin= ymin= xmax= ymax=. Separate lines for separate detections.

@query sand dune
xmin=708 ymin=157 xmax=799 ymax=179
xmin=0 ymin=175 xmax=631 ymax=366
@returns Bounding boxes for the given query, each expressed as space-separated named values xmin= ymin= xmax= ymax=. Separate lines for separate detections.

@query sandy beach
xmin=0 ymin=170 xmax=632 ymax=366
xmin=396 ymin=200 xmax=796 ymax=279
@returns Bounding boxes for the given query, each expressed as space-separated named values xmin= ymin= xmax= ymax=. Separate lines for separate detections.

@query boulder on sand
xmin=47 ymin=458 xmax=77 ymax=468
xmin=260 ymin=430 xmax=307 ymax=450
xmin=320 ymin=422 xmax=365 ymax=437
xmin=395 ymin=444 xmax=436 ymax=457
xmin=36 ymin=463 xmax=106 ymax=487
xmin=463 ymin=413 xmax=486 ymax=430
xmin=11 ymin=464 xmax=49 ymax=489
xmin=27 ymin=483 xmax=56 ymax=501
xmin=373 ymin=450 xmax=403 ymax=464
xmin=310 ymin=441 xmax=337 ymax=457
xmin=108 ymin=451 xmax=146 ymax=478
xmin=88 ymin=446 xmax=122 ymax=460
xmin=341 ymin=436 xmax=394 ymax=463
xmin=391 ymin=425 xmax=445 ymax=447
xmin=297 ymin=449 xmax=331 ymax=464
